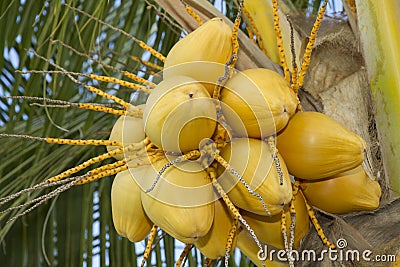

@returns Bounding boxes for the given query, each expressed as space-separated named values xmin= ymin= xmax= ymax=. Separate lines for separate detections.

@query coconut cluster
xmin=107 ymin=17 xmax=382 ymax=264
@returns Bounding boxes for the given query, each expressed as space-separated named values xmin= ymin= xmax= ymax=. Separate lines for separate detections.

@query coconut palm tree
xmin=0 ymin=0 xmax=399 ymax=266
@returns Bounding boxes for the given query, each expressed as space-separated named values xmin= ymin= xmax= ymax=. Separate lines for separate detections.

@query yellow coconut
xmin=220 ymin=68 xmax=297 ymax=138
xmin=107 ymin=104 xmax=146 ymax=160
xmin=194 ymin=199 xmax=237 ymax=259
xmin=140 ymin=158 xmax=214 ymax=244
xmin=143 ymin=76 xmax=216 ymax=153
xmin=277 ymin=111 xmax=366 ymax=180
xmin=300 ymin=165 xmax=381 ymax=214
xmin=164 ymin=61 xmax=228 ymax=96
xmin=241 ymin=190 xmax=310 ymax=250
xmin=218 ymin=138 xmax=292 ymax=216
xmin=163 ymin=17 xmax=232 ymax=95
xmin=111 ymin=170 xmax=153 ymax=242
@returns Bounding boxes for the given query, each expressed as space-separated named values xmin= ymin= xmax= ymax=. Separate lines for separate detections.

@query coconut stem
xmin=63 ymin=4 xmax=166 ymax=62
xmin=175 ymin=244 xmax=193 ymax=267
xmin=28 ymin=49 xmax=132 ymax=110
xmin=304 ymin=196 xmax=336 ymax=249
xmin=288 ymin=201 xmax=297 ymax=266
xmin=52 ymin=39 xmax=157 ymax=88
xmin=10 ymin=76 xmax=143 ymax=117
xmin=214 ymin=154 xmax=271 ymax=216
xmin=281 ymin=210 xmax=294 ymax=267
xmin=271 ymin=0 xmax=290 ymax=83
xmin=0 ymin=133 xmax=124 ymax=147
xmin=181 ymin=0 xmax=203 ymax=26
xmin=212 ymin=54 xmax=237 ymax=100
xmin=1 ymin=173 xmax=89 ymax=224
xmin=144 ymin=149 xmax=201 ymax=193
xmin=203 ymin=258 xmax=213 ymax=267
xmin=76 ymin=161 xmax=128 ymax=185
xmin=296 ymin=0 xmax=328 ymax=89
xmin=289 ymin=212 xmax=296 ymax=254
xmin=287 ymin=15 xmax=298 ymax=89
xmin=224 ymin=217 xmax=239 ymax=267
xmin=208 ymin=169 xmax=265 ymax=261
xmin=0 ymin=177 xmax=75 ymax=206
xmin=289 ymin=183 xmax=299 ymax=251
xmin=266 ymin=136 xmax=284 ymax=186
xmin=230 ymin=0 xmax=243 ymax=68
xmin=286 ymin=16 xmax=303 ymax=112
xmin=209 ymin=0 xmax=242 ymax=99
xmin=291 ymin=180 xmax=336 ymax=249
xmin=141 ymin=225 xmax=159 ymax=267
xmin=1 ymin=158 xmax=139 ymax=223
xmin=47 ymin=149 xmax=121 ymax=183
xmin=77 ymin=103 xmax=128 ymax=116
xmin=47 ymin=142 xmax=146 ymax=183
xmin=89 ymin=74 xmax=152 ymax=93
xmin=145 ymin=157 xmax=182 ymax=193
xmin=130 ymin=55 xmax=163 ymax=71
xmin=46 ymin=138 xmax=123 ymax=146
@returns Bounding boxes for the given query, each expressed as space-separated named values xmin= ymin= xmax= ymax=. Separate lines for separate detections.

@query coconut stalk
xmin=355 ymin=0 xmax=400 ymax=195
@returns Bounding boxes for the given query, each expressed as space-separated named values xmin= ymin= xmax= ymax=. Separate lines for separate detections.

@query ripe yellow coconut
xmin=164 ymin=61 xmax=228 ymax=96
xmin=163 ymin=17 xmax=232 ymax=95
xmin=194 ymin=199 xmax=237 ymax=259
xmin=300 ymin=165 xmax=381 ymax=214
xmin=241 ymin=190 xmax=310 ymax=250
xmin=220 ymin=68 xmax=297 ymax=138
xmin=107 ymin=104 xmax=146 ymax=160
xmin=277 ymin=111 xmax=366 ymax=180
xmin=111 ymin=170 xmax=153 ymax=242
xmin=140 ymin=158 xmax=214 ymax=244
xmin=143 ymin=76 xmax=216 ymax=153
xmin=218 ymin=138 xmax=292 ymax=216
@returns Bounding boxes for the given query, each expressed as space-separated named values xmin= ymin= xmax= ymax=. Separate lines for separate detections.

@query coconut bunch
xmin=146 ymin=17 xmax=299 ymax=257
xmin=107 ymin=15 xmax=382 ymax=266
